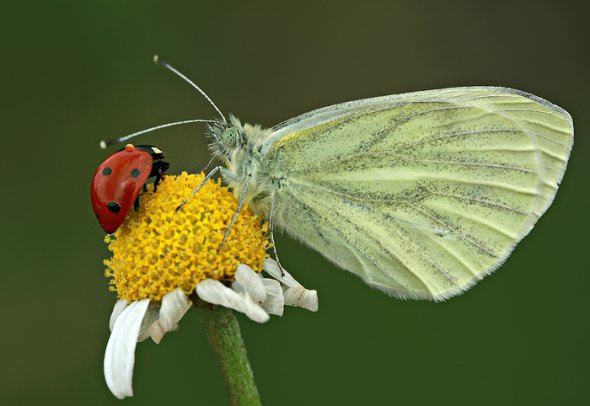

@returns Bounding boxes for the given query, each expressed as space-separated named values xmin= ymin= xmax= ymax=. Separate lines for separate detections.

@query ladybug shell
xmin=91 ymin=146 xmax=153 ymax=233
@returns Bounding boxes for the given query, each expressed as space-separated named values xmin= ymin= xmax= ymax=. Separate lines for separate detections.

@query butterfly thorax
xmin=207 ymin=115 xmax=275 ymax=215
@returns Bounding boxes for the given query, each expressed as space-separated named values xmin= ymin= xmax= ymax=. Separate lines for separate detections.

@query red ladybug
xmin=91 ymin=144 xmax=170 ymax=233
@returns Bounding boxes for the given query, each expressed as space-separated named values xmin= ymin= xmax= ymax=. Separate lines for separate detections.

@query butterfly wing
xmin=263 ymin=87 xmax=573 ymax=300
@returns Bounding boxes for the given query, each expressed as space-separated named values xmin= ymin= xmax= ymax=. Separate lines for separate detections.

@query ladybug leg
xmin=154 ymin=169 xmax=163 ymax=193
xmin=134 ymin=195 xmax=140 ymax=212
xmin=151 ymin=160 xmax=170 ymax=193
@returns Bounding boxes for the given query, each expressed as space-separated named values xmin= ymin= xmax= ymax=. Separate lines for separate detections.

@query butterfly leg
xmin=218 ymin=174 xmax=251 ymax=250
xmin=269 ymin=193 xmax=285 ymax=276
xmin=176 ymin=165 xmax=222 ymax=211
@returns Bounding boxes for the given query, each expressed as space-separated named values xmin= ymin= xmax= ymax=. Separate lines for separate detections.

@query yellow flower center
xmin=104 ymin=172 xmax=269 ymax=301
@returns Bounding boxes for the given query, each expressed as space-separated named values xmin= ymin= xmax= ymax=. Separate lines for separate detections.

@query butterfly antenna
xmin=100 ymin=119 xmax=214 ymax=149
xmin=153 ymin=55 xmax=227 ymax=124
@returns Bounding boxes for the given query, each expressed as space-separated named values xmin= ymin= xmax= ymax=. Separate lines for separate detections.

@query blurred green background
xmin=1 ymin=1 xmax=588 ymax=405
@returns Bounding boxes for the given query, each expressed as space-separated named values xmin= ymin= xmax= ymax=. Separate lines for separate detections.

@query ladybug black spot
xmin=107 ymin=202 xmax=121 ymax=213
xmin=102 ymin=167 xmax=113 ymax=176
xmin=131 ymin=168 xmax=141 ymax=178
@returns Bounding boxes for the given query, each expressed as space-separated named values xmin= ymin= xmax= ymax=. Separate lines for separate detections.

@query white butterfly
xmin=104 ymin=57 xmax=573 ymax=301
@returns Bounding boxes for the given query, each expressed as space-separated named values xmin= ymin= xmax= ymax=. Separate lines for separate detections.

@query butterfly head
xmin=207 ymin=115 xmax=244 ymax=160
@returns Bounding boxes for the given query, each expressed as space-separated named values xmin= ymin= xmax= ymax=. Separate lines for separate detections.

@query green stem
xmin=194 ymin=301 xmax=262 ymax=406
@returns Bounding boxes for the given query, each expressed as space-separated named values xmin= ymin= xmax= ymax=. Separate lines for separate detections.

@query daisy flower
xmin=102 ymin=172 xmax=318 ymax=399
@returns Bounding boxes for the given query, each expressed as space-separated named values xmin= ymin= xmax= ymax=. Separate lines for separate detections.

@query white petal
xmin=109 ymin=300 xmax=128 ymax=331
xmin=196 ymin=279 xmax=269 ymax=323
xmin=137 ymin=307 xmax=159 ymax=342
xmin=262 ymin=258 xmax=301 ymax=288
xmin=283 ymin=287 xmax=319 ymax=312
xmin=158 ymin=288 xmax=192 ymax=331
xmin=148 ymin=321 xmax=165 ymax=345
xmin=235 ymin=264 xmax=267 ymax=303
xmin=261 ymin=278 xmax=284 ymax=316
xmin=263 ymin=258 xmax=319 ymax=312
xmin=148 ymin=288 xmax=191 ymax=344
xmin=104 ymin=299 xmax=150 ymax=399
xmin=232 ymin=280 xmax=245 ymax=295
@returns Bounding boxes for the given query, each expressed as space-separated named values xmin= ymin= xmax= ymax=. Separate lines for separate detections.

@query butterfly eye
xmin=220 ymin=127 xmax=239 ymax=148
